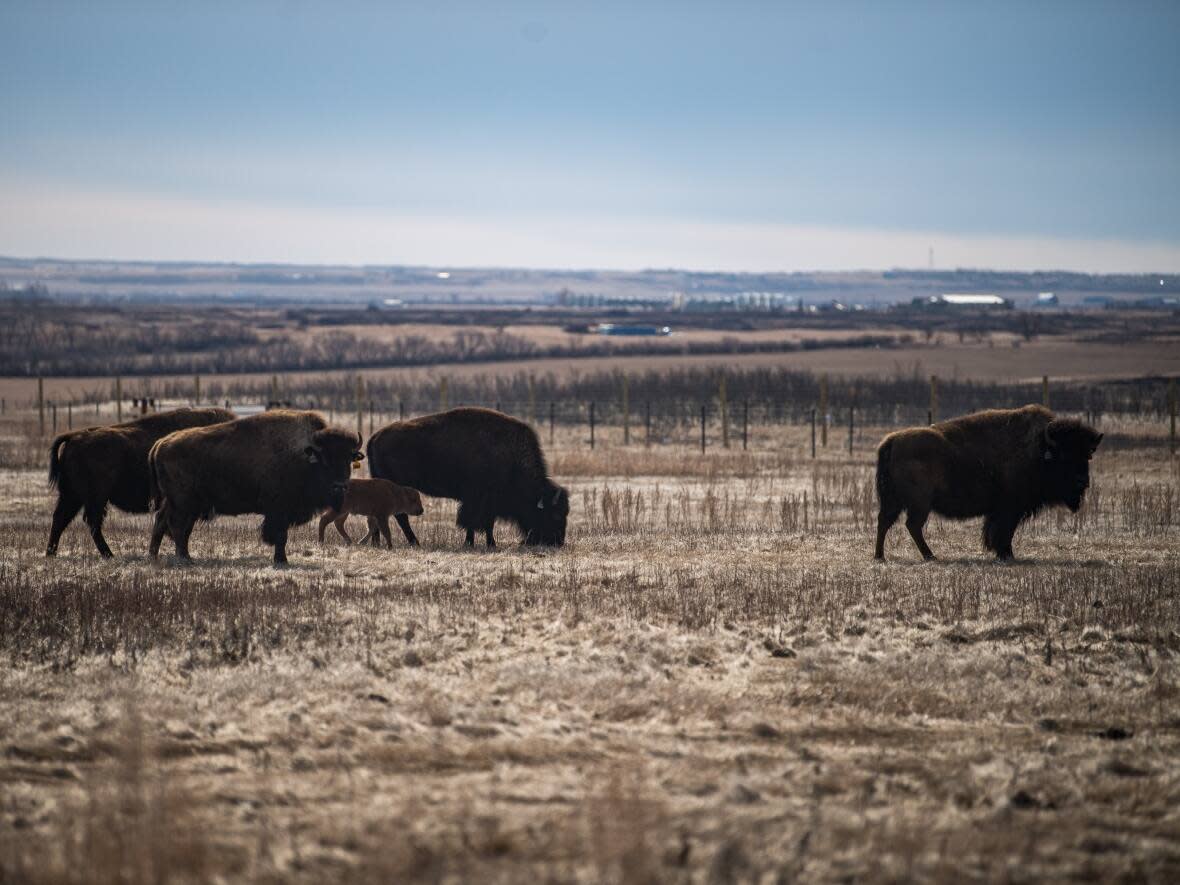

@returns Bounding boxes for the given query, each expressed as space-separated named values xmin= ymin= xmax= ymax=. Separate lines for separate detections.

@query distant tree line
xmin=0 ymin=303 xmax=899 ymax=376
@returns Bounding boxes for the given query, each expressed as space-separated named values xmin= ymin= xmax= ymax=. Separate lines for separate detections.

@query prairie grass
xmin=1 ymin=420 xmax=1178 ymax=882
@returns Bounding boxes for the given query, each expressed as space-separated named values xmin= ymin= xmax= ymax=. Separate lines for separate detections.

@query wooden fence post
xmin=38 ymin=377 xmax=45 ymax=436
xmin=194 ymin=374 xmax=201 ymax=405
xmin=1042 ymin=375 xmax=1050 ymax=408
xmin=116 ymin=377 xmax=123 ymax=422
xmin=810 ymin=407 xmax=817 ymax=459
xmin=930 ymin=374 xmax=939 ymax=424
xmin=645 ymin=401 xmax=651 ymax=447
xmin=68 ymin=402 xmax=73 ymax=430
xmin=368 ymin=399 xmax=374 ymax=435
xmin=589 ymin=402 xmax=595 ymax=449
xmin=742 ymin=399 xmax=749 ymax=451
xmin=52 ymin=402 xmax=57 ymax=434
xmin=819 ymin=374 xmax=828 ymax=447
xmin=622 ymin=375 xmax=630 ymax=445
xmin=719 ymin=375 xmax=729 ymax=448
xmin=1170 ymin=378 xmax=1177 ymax=456
xmin=399 ymin=401 xmax=405 ymax=422
xmin=700 ymin=404 xmax=707 ymax=453
xmin=848 ymin=407 xmax=854 ymax=455
xmin=355 ymin=375 xmax=364 ymax=438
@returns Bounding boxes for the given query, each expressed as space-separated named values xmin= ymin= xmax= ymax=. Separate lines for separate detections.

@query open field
xmin=2 ymin=420 xmax=1179 ymax=882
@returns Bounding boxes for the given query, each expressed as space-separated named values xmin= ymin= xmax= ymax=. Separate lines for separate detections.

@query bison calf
xmin=367 ymin=407 xmax=569 ymax=549
xmin=875 ymin=405 xmax=1102 ymax=562
xmin=149 ymin=410 xmax=363 ymax=565
xmin=318 ymin=478 xmax=424 ymax=548
xmin=46 ymin=407 xmax=234 ymax=557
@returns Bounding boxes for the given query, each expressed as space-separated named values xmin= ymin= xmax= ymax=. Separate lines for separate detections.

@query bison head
xmin=525 ymin=481 xmax=570 ymax=547
xmin=1041 ymin=419 xmax=1103 ymax=512
xmin=305 ymin=429 xmax=364 ymax=512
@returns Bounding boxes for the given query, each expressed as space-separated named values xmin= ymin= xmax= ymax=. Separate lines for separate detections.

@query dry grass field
xmin=6 ymin=332 xmax=1180 ymax=408
xmin=1 ymin=418 xmax=1179 ymax=883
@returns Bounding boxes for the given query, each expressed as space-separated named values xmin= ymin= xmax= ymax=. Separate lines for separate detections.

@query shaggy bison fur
xmin=875 ymin=404 xmax=1103 ymax=562
xmin=366 ymin=407 xmax=569 ymax=549
xmin=45 ymin=407 xmax=234 ymax=557
xmin=318 ymin=478 xmax=424 ymax=548
xmin=148 ymin=410 xmax=362 ymax=564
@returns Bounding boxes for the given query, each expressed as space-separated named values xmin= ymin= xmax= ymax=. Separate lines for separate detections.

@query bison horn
xmin=536 ymin=497 xmax=545 ymax=510
xmin=305 ymin=445 xmax=320 ymax=463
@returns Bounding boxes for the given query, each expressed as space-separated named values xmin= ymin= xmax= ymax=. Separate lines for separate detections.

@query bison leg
xmin=394 ymin=513 xmax=419 ymax=547
xmin=874 ymin=502 xmax=902 ymax=561
xmin=366 ymin=517 xmax=382 ymax=547
xmin=904 ymin=509 xmax=936 ymax=561
xmin=46 ymin=492 xmax=83 ymax=556
xmin=484 ymin=520 xmax=496 ymax=550
xmin=83 ymin=502 xmax=115 ymax=559
xmin=318 ymin=511 xmax=336 ymax=543
xmin=333 ymin=516 xmax=354 ymax=545
xmin=261 ymin=515 xmax=289 ymax=565
xmin=168 ymin=510 xmax=196 ymax=561
xmin=983 ymin=512 xmax=1020 ymax=561
xmin=148 ymin=509 xmax=170 ymax=558
xmin=378 ymin=516 xmax=394 ymax=549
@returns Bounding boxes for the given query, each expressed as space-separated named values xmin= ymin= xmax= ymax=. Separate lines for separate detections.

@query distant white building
xmin=1034 ymin=292 xmax=1059 ymax=307
xmin=912 ymin=293 xmax=1012 ymax=309
xmin=940 ymin=293 xmax=1010 ymax=307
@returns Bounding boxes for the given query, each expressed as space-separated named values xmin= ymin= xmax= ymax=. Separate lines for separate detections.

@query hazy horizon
xmin=3 ymin=1 xmax=1179 ymax=273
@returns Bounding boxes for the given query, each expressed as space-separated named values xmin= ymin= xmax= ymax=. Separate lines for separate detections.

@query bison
xmin=366 ymin=407 xmax=569 ymax=549
xmin=148 ymin=410 xmax=363 ymax=564
xmin=45 ymin=407 xmax=234 ymax=557
xmin=318 ymin=477 xmax=424 ymax=548
xmin=874 ymin=404 xmax=1103 ymax=562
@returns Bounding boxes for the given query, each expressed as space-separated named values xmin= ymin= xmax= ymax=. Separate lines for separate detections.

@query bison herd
xmin=43 ymin=403 xmax=1101 ymax=565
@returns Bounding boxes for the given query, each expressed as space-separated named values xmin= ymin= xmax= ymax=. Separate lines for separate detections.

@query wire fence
xmin=8 ymin=370 xmax=1177 ymax=458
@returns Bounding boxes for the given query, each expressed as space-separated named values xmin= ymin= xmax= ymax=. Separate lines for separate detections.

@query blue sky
xmin=2 ymin=1 xmax=1178 ymax=271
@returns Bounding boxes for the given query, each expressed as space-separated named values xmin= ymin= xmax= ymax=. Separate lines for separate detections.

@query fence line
xmin=8 ymin=372 xmax=1180 ymax=454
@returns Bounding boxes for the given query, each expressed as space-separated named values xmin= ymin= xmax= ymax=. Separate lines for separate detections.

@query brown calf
xmin=318 ymin=478 xmax=424 ymax=548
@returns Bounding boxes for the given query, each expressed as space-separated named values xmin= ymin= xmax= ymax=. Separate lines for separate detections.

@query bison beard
xmin=366 ymin=407 xmax=569 ymax=549
xmin=874 ymin=404 xmax=1102 ymax=562
xmin=45 ymin=407 xmax=234 ymax=557
xmin=148 ymin=410 xmax=362 ymax=565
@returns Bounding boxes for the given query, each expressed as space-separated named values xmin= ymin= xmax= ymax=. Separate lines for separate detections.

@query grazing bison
xmin=45 ymin=407 xmax=234 ymax=557
xmin=148 ymin=410 xmax=362 ymax=564
xmin=318 ymin=478 xmax=424 ymax=548
xmin=367 ymin=407 xmax=569 ymax=549
xmin=875 ymin=404 xmax=1103 ymax=562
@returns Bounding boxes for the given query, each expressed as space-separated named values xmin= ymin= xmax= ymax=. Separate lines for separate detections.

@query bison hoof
xmin=45 ymin=548 xmax=57 ymax=557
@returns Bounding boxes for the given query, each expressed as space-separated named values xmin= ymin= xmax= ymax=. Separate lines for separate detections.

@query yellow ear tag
xmin=352 ymin=461 xmax=362 ymax=470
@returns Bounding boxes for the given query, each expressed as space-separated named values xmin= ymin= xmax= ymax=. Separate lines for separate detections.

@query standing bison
xmin=148 ymin=410 xmax=362 ymax=564
xmin=367 ymin=407 xmax=569 ymax=549
xmin=46 ymin=407 xmax=234 ymax=557
xmin=875 ymin=404 xmax=1102 ymax=561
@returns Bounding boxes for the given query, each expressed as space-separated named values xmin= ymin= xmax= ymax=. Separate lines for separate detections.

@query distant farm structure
xmin=912 ymin=293 xmax=1013 ymax=309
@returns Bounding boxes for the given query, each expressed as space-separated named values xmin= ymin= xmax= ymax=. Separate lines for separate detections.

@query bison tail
xmin=147 ymin=449 xmax=164 ymax=512
xmin=47 ymin=433 xmax=71 ymax=489
xmin=875 ymin=438 xmax=896 ymax=510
